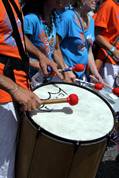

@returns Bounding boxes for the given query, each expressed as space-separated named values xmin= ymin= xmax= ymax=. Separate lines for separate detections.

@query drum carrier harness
xmin=0 ymin=0 xmax=29 ymax=82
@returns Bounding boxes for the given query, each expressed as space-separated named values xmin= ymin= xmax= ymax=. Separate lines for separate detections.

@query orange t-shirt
xmin=94 ymin=0 xmax=119 ymax=64
xmin=0 ymin=0 xmax=29 ymax=104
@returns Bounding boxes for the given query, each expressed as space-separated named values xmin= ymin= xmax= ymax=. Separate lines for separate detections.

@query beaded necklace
xmin=41 ymin=15 xmax=56 ymax=59
xmin=42 ymin=16 xmax=54 ymax=38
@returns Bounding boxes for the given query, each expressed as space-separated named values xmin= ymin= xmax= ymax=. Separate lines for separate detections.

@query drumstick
xmin=90 ymin=75 xmax=119 ymax=96
xmin=75 ymin=78 xmax=104 ymax=90
xmin=41 ymin=94 xmax=79 ymax=106
xmin=60 ymin=64 xmax=85 ymax=72
xmin=89 ymin=75 xmax=111 ymax=88
xmin=47 ymin=64 xmax=85 ymax=74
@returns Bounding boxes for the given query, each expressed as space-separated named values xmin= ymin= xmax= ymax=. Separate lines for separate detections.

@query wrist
xmin=109 ymin=46 xmax=116 ymax=53
xmin=37 ymin=51 xmax=47 ymax=61
xmin=9 ymin=84 xmax=19 ymax=94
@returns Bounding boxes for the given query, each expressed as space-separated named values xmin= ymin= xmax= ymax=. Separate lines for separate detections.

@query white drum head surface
xmin=30 ymin=83 xmax=114 ymax=142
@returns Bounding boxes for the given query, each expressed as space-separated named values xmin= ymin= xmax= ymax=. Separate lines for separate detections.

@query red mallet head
xmin=94 ymin=83 xmax=104 ymax=90
xmin=67 ymin=94 xmax=79 ymax=105
xmin=112 ymin=88 xmax=119 ymax=96
xmin=72 ymin=64 xmax=85 ymax=72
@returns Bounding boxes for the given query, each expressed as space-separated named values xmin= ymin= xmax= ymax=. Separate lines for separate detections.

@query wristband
xmin=109 ymin=46 xmax=116 ymax=52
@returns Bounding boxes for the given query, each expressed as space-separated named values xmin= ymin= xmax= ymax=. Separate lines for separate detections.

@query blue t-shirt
xmin=24 ymin=13 xmax=56 ymax=60
xmin=55 ymin=9 xmax=95 ymax=78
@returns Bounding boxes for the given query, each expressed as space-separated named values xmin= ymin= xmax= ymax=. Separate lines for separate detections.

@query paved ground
xmin=96 ymin=145 xmax=119 ymax=178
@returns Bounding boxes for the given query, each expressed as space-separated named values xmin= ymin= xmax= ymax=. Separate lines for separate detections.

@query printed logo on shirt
xmin=77 ymin=32 xmax=85 ymax=50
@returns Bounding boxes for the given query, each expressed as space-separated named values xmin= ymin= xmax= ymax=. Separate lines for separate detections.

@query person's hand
xmin=10 ymin=85 xmax=42 ymax=111
xmin=95 ymin=73 xmax=104 ymax=84
xmin=63 ymin=71 xmax=76 ymax=83
xmin=113 ymin=49 xmax=119 ymax=62
xmin=38 ymin=54 xmax=63 ymax=79
xmin=90 ymin=74 xmax=104 ymax=84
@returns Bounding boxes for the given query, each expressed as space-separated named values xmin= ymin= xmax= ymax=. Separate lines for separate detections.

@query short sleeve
xmin=55 ymin=10 xmax=80 ymax=40
xmin=55 ymin=11 xmax=70 ymax=39
xmin=24 ymin=14 xmax=40 ymax=36
xmin=24 ymin=15 xmax=34 ymax=35
xmin=94 ymin=1 xmax=112 ymax=29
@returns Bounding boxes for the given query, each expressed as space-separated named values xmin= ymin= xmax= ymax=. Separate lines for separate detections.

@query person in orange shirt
xmin=0 ymin=1 xmax=62 ymax=178
xmin=94 ymin=0 xmax=119 ymax=87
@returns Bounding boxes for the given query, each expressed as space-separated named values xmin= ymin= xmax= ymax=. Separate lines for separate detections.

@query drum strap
xmin=1 ymin=0 xmax=29 ymax=81
xmin=0 ymin=55 xmax=29 ymax=81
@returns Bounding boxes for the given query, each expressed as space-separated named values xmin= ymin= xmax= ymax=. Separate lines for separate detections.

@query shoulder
xmin=55 ymin=9 xmax=75 ymax=22
xmin=95 ymin=0 xmax=118 ymax=19
xmin=98 ymin=0 xmax=116 ymax=10
xmin=24 ymin=13 xmax=40 ymax=22
xmin=61 ymin=9 xmax=75 ymax=17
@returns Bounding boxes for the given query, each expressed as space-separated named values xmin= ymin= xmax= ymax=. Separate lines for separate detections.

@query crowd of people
xmin=0 ymin=0 xmax=119 ymax=178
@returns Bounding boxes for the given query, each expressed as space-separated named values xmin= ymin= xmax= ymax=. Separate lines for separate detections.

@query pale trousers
xmin=0 ymin=102 xmax=18 ymax=178
xmin=101 ymin=63 xmax=119 ymax=88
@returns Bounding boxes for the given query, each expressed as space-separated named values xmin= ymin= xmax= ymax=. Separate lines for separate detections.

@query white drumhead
xmin=30 ymin=83 xmax=114 ymax=142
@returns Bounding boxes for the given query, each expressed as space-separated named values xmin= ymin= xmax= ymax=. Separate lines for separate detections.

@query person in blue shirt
xmin=23 ymin=0 xmax=75 ymax=84
xmin=55 ymin=0 xmax=104 ymax=82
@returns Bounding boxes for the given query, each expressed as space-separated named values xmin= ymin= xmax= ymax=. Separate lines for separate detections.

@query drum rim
xmin=31 ymin=81 xmax=115 ymax=144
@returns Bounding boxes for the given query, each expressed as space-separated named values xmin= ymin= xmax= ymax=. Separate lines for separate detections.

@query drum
xmin=16 ymin=82 xmax=114 ymax=178
xmin=98 ymin=88 xmax=119 ymax=148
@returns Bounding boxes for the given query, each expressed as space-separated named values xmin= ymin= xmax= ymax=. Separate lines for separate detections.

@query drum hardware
xmin=75 ymin=78 xmax=104 ymax=90
xmin=75 ymin=141 xmax=80 ymax=146
xmin=107 ymin=112 xmax=119 ymax=147
xmin=114 ymin=73 xmax=119 ymax=87
xmin=108 ymin=130 xmax=119 ymax=146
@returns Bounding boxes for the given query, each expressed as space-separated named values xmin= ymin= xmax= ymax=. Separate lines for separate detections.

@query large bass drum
xmin=16 ymin=82 xmax=114 ymax=178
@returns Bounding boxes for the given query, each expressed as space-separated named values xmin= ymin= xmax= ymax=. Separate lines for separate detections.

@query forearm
xmin=96 ymin=34 xmax=119 ymax=60
xmin=96 ymin=34 xmax=114 ymax=51
xmin=54 ymin=35 xmax=67 ymax=69
xmin=25 ymin=35 xmax=47 ymax=61
xmin=54 ymin=48 xmax=76 ymax=83
xmin=0 ymin=74 xmax=19 ymax=95
xmin=88 ymin=47 xmax=99 ymax=76
xmin=29 ymin=58 xmax=40 ymax=69
xmin=53 ymin=48 xmax=66 ymax=69
xmin=0 ymin=74 xmax=42 ymax=111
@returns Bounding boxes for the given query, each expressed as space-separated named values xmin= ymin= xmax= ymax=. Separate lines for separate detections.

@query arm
xmin=25 ymin=35 xmax=63 ymax=79
xmin=95 ymin=27 xmax=119 ymax=60
xmin=29 ymin=59 xmax=39 ymax=69
xmin=0 ymin=74 xmax=41 ymax=111
xmin=54 ymin=35 xmax=76 ymax=82
xmin=88 ymin=46 xmax=104 ymax=83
